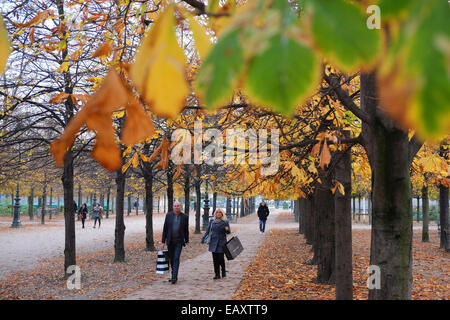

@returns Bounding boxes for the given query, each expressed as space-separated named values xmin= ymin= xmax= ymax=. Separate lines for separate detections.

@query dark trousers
xmin=94 ymin=217 xmax=101 ymax=227
xmin=259 ymin=219 xmax=266 ymax=232
xmin=81 ymin=218 xmax=86 ymax=228
xmin=168 ymin=242 xmax=183 ymax=280
xmin=212 ymin=252 xmax=225 ymax=276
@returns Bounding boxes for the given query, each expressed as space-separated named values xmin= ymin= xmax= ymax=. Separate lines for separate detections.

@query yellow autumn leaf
xmin=56 ymin=60 xmax=69 ymax=73
xmin=0 ymin=18 xmax=11 ymax=73
xmin=186 ymin=14 xmax=212 ymax=59
xmin=130 ymin=4 xmax=189 ymax=119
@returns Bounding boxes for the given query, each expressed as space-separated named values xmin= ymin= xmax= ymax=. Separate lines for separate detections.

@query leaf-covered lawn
xmin=0 ymin=228 xmax=206 ymax=300
xmin=232 ymin=213 xmax=449 ymax=300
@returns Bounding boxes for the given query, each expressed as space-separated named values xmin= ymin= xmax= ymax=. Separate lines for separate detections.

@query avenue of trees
xmin=0 ymin=0 xmax=448 ymax=300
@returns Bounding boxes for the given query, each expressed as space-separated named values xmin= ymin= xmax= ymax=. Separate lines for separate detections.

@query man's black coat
xmin=162 ymin=211 xmax=189 ymax=246
xmin=257 ymin=205 xmax=270 ymax=221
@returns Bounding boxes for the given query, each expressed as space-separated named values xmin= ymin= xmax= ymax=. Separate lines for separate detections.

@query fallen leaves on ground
xmin=0 ymin=228 xmax=206 ymax=300
xmin=232 ymin=212 xmax=449 ymax=300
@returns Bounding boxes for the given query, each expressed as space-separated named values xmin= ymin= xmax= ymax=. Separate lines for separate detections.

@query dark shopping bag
xmin=223 ymin=236 xmax=244 ymax=260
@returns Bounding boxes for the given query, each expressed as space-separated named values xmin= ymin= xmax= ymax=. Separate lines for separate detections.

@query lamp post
xmin=11 ymin=184 xmax=22 ymax=228
xmin=226 ymin=196 xmax=232 ymax=221
xmin=202 ymin=183 xmax=210 ymax=231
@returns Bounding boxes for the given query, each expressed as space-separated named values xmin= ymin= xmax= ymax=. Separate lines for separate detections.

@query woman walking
xmin=78 ymin=203 xmax=88 ymax=229
xmin=201 ymin=209 xmax=231 ymax=279
xmin=93 ymin=203 xmax=103 ymax=229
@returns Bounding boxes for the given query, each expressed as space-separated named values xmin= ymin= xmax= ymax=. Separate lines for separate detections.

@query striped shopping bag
xmin=156 ymin=250 xmax=169 ymax=274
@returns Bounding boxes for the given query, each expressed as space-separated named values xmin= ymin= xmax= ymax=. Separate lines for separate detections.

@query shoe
xmin=171 ymin=279 xmax=177 ymax=284
xmin=213 ymin=274 xmax=221 ymax=280
xmin=260 ymin=231 xmax=263 ymax=234
xmin=93 ymin=226 xmax=96 ymax=228
xmin=222 ymin=271 xmax=226 ymax=278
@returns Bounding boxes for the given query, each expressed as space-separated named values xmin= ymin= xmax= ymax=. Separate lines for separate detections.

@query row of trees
xmin=0 ymin=0 xmax=448 ymax=300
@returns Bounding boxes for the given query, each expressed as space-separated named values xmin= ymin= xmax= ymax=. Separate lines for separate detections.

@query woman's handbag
xmin=223 ymin=235 xmax=244 ymax=260
xmin=201 ymin=220 xmax=213 ymax=244
xmin=156 ymin=250 xmax=169 ymax=274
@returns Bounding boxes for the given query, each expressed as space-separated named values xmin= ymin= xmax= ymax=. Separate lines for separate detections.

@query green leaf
xmin=379 ymin=0 xmax=450 ymax=139
xmin=195 ymin=28 xmax=245 ymax=110
xmin=270 ymin=0 xmax=298 ymax=28
xmin=306 ymin=0 xmax=381 ymax=71
xmin=377 ymin=0 xmax=414 ymax=20
xmin=245 ymin=33 xmax=319 ymax=114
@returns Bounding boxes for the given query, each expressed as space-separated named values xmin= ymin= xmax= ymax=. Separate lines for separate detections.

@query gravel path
xmin=0 ymin=213 xmax=174 ymax=280
xmin=123 ymin=210 xmax=291 ymax=300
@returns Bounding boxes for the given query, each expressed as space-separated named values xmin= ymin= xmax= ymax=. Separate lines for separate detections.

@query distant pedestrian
xmin=93 ymin=203 xmax=103 ymax=228
xmin=161 ymin=201 xmax=189 ymax=284
xmin=201 ymin=209 xmax=231 ymax=279
xmin=78 ymin=203 xmax=88 ymax=229
xmin=257 ymin=201 xmax=269 ymax=234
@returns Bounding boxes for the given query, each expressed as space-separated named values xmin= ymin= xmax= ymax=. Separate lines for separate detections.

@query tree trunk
xmin=439 ymin=184 xmax=449 ymax=251
xmin=114 ymin=167 xmax=126 ymax=262
xmin=41 ymin=186 xmax=47 ymax=225
xmin=305 ymin=195 xmax=314 ymax=246
xmin=127 ymin=194 xmax=131 ymax=216
xmin=49 ymin=187 xmax=53 ymax=220
xmin=135 ymin=197 xmax=139 ymax=215
xmin=184 ymin=165 xmax=190 ymax=215
xmin=352 ymin=197 xmax=356 ymax=222
xmin=194 ymin=165 xmax=202 ymax=234
xmin=358 ymin=195 xmax=361 ymax=223
xmin=28 ymin=188 xmax=34 ymax=221
xmin=416 ymin=196 xmax=420 ymax=222
xmin=167 ymin=162 xmax=174 ymax=212
xmin=62 ymin=150 xmax=76 ymax=278
xmin=106 ymin=187 xmax=110 ymax=218
xmin=361 ymin=73 xmax=413 ymax=300
xmin=439 ymin=142 xmax=449 ymax=251
xmin=422 ymin=185 xmax=429 ymax=242
xmin=334 ymin=146 xmax=353 ymax=300
xmin=144 ymin=171 xmax=155 ymax=251
xmin=299 ymin=198 xmax=306 ymax=234
xmin=314 ymin=171 xmax=335 ymax=285
xmin=77 ymin=184 xmax=81 ymax=220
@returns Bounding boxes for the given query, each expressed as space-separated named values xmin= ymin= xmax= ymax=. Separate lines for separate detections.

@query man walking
xmin=161 ymin=201 xmax=189 ymax=284
xmin=257 ymin=201 xmax=270 ymax=234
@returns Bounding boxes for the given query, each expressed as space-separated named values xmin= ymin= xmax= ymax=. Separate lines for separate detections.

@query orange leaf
xmin=311 ymin=141 xmax=321 ymax=156
xmin=121 ymin=99 xmax=155 ymax=145
xmin=92 ymin=41 xmax=112 ymax=58
xmin=49 ymin=92 xmax=70 ymax=104
xmin=319 ymin=140 xmax=331 ymax=170
xmin=51 ymin=68 xmax=129 ymax=170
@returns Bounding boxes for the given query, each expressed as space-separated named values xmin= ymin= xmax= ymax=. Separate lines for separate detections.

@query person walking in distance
xmin=257 ymin=201 xmax=270 ymax=234
xmin=93 ymin=203 xmax=103 ymax=229
xmin=161 ymin=201 xmax=189 ymax=284
xmin=201 ymin=209 xmax=231 ymax=279
xmin=78 ymin=203 xmax=88 ymax=229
